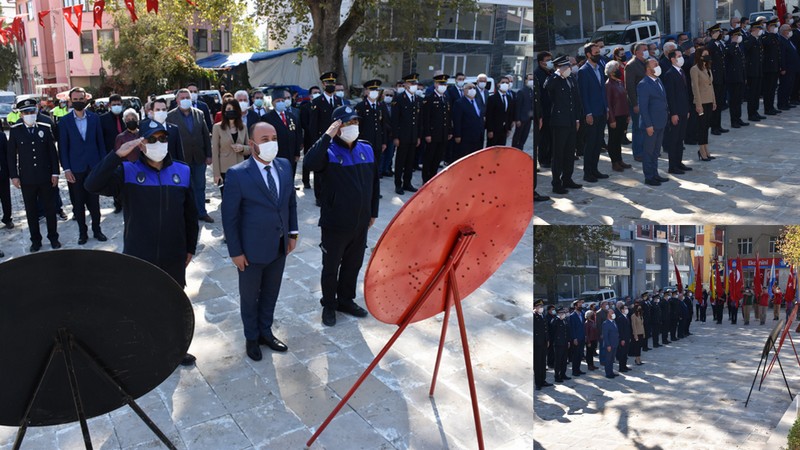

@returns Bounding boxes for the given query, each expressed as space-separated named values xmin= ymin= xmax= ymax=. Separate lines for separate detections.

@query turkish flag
xmin=63 ymin=6 xmax=83 ymax=36
xmin=778 ymin=0 xmax=788 ymax=25
xmin=94 ymin=0 xmax=105 ymax=28
xmin=12 ymin=16 xmax=25 ymax=43
xmin=694 ymin=260 xmax=703 ymax=304
xmin=787 ymin=267 xmax=796 ymax=305
xmin=186 ymin=0 xmax=197 ymax=6
xmin=38 ymin=10 xmax=49 ymax=28
xmin=674 ymin=259 xmax=683 ymax=293
xmin=147 ymin=0 xmax=158 ymax=14
xmin=754 ymin=254 xmax=763 ymax=296
xmin=0 ymin=20 xmax=7 ymax=46
xmin=125 ymin=0 xmax=138 ymax=23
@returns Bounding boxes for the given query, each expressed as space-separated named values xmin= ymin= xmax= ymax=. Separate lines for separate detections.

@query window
xmin=30 ymin=38 xmax=38 ymax=57
xmin=645 ymin=245 xmax=658 ymax=264
xmin=435 ymin=6 xmax=493 ymax=41
xmin=695 ymin=246 xmax=704 ymax=257
xmin=211 ymin=30 xmax=221 ymax=52
xmin=737 ymin=238 xmax=753 ymax=256
xmin=27 ymin=1 xmax=33 ymax=21
xmin=698 ymin=225 xmax=705 ymax=235
xmin=223 ymin=30 xmax=230 ymax=52
xmin=603 ymin=246 xmax=628 ymax=268
xmin=97 ymin=30 xmax=114 ymax=47
xmin=506 ymin=7 xmax=533 ymax=43
xmin=638 ymin=26 xmax=651 ymax=40
xmin=80 ymin=31 xmax=93 ymax=54
xmin=63 ymin=0 xmax=91 ymax=12
xmin=770 ymin=236 xmax=778 ymax=254
xmin=193 ymin=29 xmax=208 ymax=52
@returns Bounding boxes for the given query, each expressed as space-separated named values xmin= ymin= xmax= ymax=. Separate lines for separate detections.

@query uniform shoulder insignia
xmin=36 ymin=122 xmax=51 ymax=128
xmin=9 ymin=122 xmax=23 ymax=128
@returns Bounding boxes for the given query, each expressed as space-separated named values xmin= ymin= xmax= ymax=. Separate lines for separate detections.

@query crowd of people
xmin=534 ymin=289 xmax=699 ymax=387
xmin=1 ymin=69 xmax=534 ymax=362
xmin=533 ymin=13 xmax=800 ymax=201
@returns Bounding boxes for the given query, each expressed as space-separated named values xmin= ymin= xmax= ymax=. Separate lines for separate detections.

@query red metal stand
xmin=306 ymin=228 xmax=484 ymax=449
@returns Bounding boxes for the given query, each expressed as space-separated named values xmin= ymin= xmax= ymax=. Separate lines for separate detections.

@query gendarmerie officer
xmin=660 ymin=289 xmax=672 ymax=344
xmin=743 ymin=20 xmax=766 ymax=121
xmin=543 ymin=55 xmax=582 ymax=195
xmin=308 ymin=71 xmax=344 ymax=205
xmin=763 ymin=18 xmax=783 ymax=115
xmin=534 ymin=300 xmax=552 ymax=390
xmin=391 ymin=72 xmax=423 ymax=195
xmin=651 ymin=294 xmax=662 ymax=347
xmin=707 ymin=24 xmax=729 ymax=135
xmin=7 ymin=98 xmax=61 ymax=252
xmin=552 ymin=307 xmax=572 ymax=382
xmin=725 ymin=27 xmax=749 ymax=127
xmin=355 ymin=79 xmax=386 ymax=185
xmin=421 ymin=73 xmax=452 ymax=184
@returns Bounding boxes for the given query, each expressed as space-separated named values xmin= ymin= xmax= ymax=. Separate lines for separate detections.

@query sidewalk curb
xmin=766 ymin=394 xmax=799 ymax=449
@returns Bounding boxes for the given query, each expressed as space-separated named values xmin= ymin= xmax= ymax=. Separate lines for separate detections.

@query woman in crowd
xmin=211 ymin=98 xmax=250 ymax=197
xmin=584 ymin=310 xmax=599 ymax=371
xmin=604 ymin=60 xmax=632 ymax=172
xmin=114 ymin=108 xmax=142 ymax=161
xmin=630 ymin=304 xmax=645 ymax=366
xmin=690 ymin=46 xmax=716 ymax=161
xmin=214 ymin=92 xmax=235 ymax=123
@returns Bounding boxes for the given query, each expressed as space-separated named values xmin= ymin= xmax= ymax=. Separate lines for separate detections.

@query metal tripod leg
xmin=60 ymin=329 xmax=94 ymax=449
xmin=13 ymin=341 xmax=61 ymax=450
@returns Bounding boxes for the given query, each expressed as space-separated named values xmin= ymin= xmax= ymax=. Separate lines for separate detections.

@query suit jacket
xmin=211 ymin=122 xmax=250 ymax=178
xmin=474 ymin=87 xmax=489 ymax=113
xmin=446 ymin=84 xmax=464 ymax=106
xmin=516 ymin=85 xmax=534 ymax=122
xmin=100 ymin=111 xmax=126 ymax=153
xmin=763 ymin=32 xmax=782 ymax=73
xmin=658 ymin=54 xmax=672 ymax=80
xmin=452 ymin=96 xmax=485 ymax=142
xmin=601 ymin=317 xmax=619 ymax=348
xmin=780 ymin=35 xmax=800 ymax=72
xmin=221 ymin=156 xmax=298 ymax=264
xmin=637 ymin=76 xmax=669 ymax=129
xmin=138 ymin=118 xmax=185 ymax=162
xmin=485 ymin=92 xmax=515 ymax=134
xmin=7 ymin=121 xmax=60 ymax=184
xmin=624 ymin=57 xmax=647 ymax=107
xmin=170 ymin=99 xmax=213 ymax=132
xmin=167 ymin=108 xmax=211 ymax=165
xmin=578 ymin=62 xmax=608 ymax=118
xmin=614 ymin=310 xmax=632 ymax=342
xmin=244 ymin=110 xmax=263 ymax=131
xmin=58 ymin=110 xmax=106 ymax=173
xmin=264 ymin=109 xmax=302 ymax=161
xmin=309 ymin=94 xmax=343 ymax=142
xmin=663 ymin=66 xmax=691 ymax=117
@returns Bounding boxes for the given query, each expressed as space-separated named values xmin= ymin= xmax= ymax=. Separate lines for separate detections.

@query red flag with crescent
xmin=125 ymin=0 xmax=138 ymax=23
xmin=63 ymin=6 xmax=83 ymax=36
xmin=38 ymin=10 xmax=49 ymax=28
xmin=93 ymin=0 xmax=105 ymax=28
xmin=12 ymin=16 xmax=25 ymax=43
xmin=147 ymin=0 xmax=158 ymax=14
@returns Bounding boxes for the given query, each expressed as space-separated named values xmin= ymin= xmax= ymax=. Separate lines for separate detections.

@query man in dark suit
xmin=763 ymin=18 xmax=783 ymax=115
xmin=533 ymin=300 xmax=552 ymax=389
xmin=474 ymin=73 xmax=490 ymax=115
xmin=778 ymin=24 xmax=800 ymax=109
xmin=447 ymin=72 xmax=466 ymax=106
xmin=452 ymin=82 xmax=485 ymax=161
xmin=726 ymin=27 xmax=749 ymax=127
xmin=264 ymin=88 xmax=302 ymax=176
xmin=7 ymin=99 xmax=61 ymax=251
xmin=485 ymin=75 xmax=515 ymax=147
xmin=544 ymin=56 xmax=582 ymax=195
xmin=391 ymin=72 xmax=423 ymax=195
xmin=421 ymin=74 xmax=452 ymax=184
xmin=637 ymin=58 xmax=670 ymax=186
xmin=662 ymin=49 xmax=693 ymax=175
xmin=707 ymin=24 xmax=729 ymax=134
xmin=601 ymin=308 xmax=619 ymax=378
xmin=100 ymin=94 xmax=127 ymax=213
xmin=535 ymin=52 xmax=555 ymax=168
xmin=139 ymin=98 xmax=185 ymax=162
xmin=250 ymin=90 xmax=269 ymax=119
xmin=300 ymin=86 xmax=321 ymax=188
xmin=308 ymin=72 xmax=344 ymax=203
xmin=578 ymin=43 xmax=609 ymax=183
xmin=743 ymin=21 xmax=767 ymax=121
xmin=59 ymin=87 xmax=107 ymax=244
xmin=355 ymin=79 xmax=387 ymax=189
xmin=378 ymin=88 xmax=396 ymax=178
xmin=512 ymin=73 xmax=534 ymax=151
xmin=222 ymin=122 xmax=298 ymax=361
xmin=614 ymin=303 xmax=632 ymax=373
xmin=187 ymin=82 xmax=213 ymax=132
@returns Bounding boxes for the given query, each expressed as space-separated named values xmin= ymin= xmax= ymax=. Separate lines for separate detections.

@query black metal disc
xmin=0 ymin=250 xmax=194 ymax=426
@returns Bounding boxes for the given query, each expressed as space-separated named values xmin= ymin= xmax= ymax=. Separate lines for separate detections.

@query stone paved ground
xmin=0 ymin=144 xmax=534 ymax=450
xmin=534 ymin=316 xmax=800 ymax=449
xmin=533 ymin=106 xmax=800 ymax=225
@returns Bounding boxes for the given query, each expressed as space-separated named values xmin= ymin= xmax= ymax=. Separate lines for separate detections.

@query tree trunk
xmin=306 ymin=0 xmax=367 ymax=91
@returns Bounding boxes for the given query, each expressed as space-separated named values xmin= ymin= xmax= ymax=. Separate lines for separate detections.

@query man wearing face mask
xmin=578 ymin=43 xmax=609 ymax=183
xmin=186 ymin=82 xmax=213 ymax=132
xmin=474 ymin=73 xmax=490 ymax=114
xmin=613 ymin=301 xmax=632 ymax=373
xmin=355 ymin=79 xmax=387 ymax=180
xmin=168 ymin=89 xmax=213 ymax=223
xmin=85 ymin=124 xmax=199 ymax=366
xmin=392 ymin=72 xmax=423 ymax=195
xmin=533 ymin=300 xmax=551 ymax=390
xmin=485 ymin=75 xmax=516 ymax=148
xmin=114 ymin=108 xmax=143 ymax=162
xmin=743 ymin=21 xmax=767 ymax=122
xmin=251 ymin=90 xmax=268 ymax=118
xmin=308 ymin=72 xmax=345 ymax=204
xmin=544 ymin=56 xmax=582 ymax=195
xmin=7 ymin=98 xmax=61 ymax=252
xmin=59 ymin=87 xmax=107 ymax=245
xmin=421 ymin=74 xmax=452 ymax=183
xmin=778 ymin=24 xmax=800 ymax=110
xmin=763 ymin=18 xmax=783 ymax=115
xmin=551 ymin=307 xmax=571 ymax=382
xmin=512 ymin=73 xmax=535 ymax=153
xmin=300 ymin=85 xmax=321 ymax=188
xmin=52 ymin=100 xmax=69 ymax=123
xmin=447 ymin=72 xmax=466 ymax=105
xmin=221 ymin=122 xmax=298 ymax=361
xmin=233 ymin=90 xmax=255 ymax=131
xmin=706 ymin=24 xmax=729 ymax=135
xmin=305 ymin=106 xmax=379 ymax=327
xmin=534 ymin=52 xmax=554 ymax=168
xmin=725 ymin=28 xmax=749 ymax=128
xmin=100 ymin=94 xmax=127 ymax=213
xmin=662 ymin=49 xmax=693 ymax=175
xmin=637 ymin=58 xmax=670 ymax=186
xmin=140 ymin=98 xmax=185 ymax=162
xmin=601 ymin=306 xmax=619 ymax=378
xmin=624 ymin=43 xmax=649 ymax=161
xmin=264 ymin=88 xmax=302 ymax=176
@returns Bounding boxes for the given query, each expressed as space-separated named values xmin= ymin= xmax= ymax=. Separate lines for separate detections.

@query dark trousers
xmin=422 ymin=140 xmax=446 ymax=184
xmin=487 ymin=128 xmax=508 ymax=146
xmin=730 ymin=305 xmax=739 ymax=324
xmin=642 ymin=126 xmax=664 ymax=180
xmin=302 ymin=148 xmax=314 ymax=184
xmin=585 ymin=341 xmax=596 ymax=368
xmin=379 ymin=139 xmax=395 ymax=174
xmin=642 ymin=325 xmax=650 ymax=349
xmin=652 ymin=322 xmax=660 ymax=346
xmin=571 ymin=339 xmax=584 ymax=374
xmin=534 ymin=343 xmax=547 ymax=386
xmin=512 ymin=119 xmax=532 ymax=150
xmin=728 ymin=82 xmax=744 ymax=123
xmin=685 ymin=106 xmax=698 ymax=144
xmin=582 ymin=116 xmax=606 ymax=176
xmin=554 ymin=345 xmax=568 ymax=380
xmin=550 ymin=126 xmax=576 ymax=188
xmin=616 ymin=342 xmax=628 ymax=369
xmin=712 ymin=83 xmax=726 ymax=130
xmin=320 ymin=225 xmax=369 ymax=308
xmin=67 ymin=170 xmax=101 ymax=236
xmin=696 ymin=103 xmax=712 ymax=144
xmin=456 ymin=140 xmax=482 ymax=161
xmin=0 ymin=168 xmax=10 ymax=224
xmin=21 ymin=182 xmax=57 ymax=244
xmin=537 ymin=116 xmax=553 ymax=165
xmin=685 ymin=315 xmax=692 ymax=333
xmin=763 ymin=72 xmax=779 ymax=111
xmin=747 ymin=76 xmax=763 ymax=116
xmin=661 ymin=320 xmax=670 ymax=342
xmin=604 ymin=345 xmax=617 ymax=376
xmin=547 ymin=340 xmax=555 ymax=367
xmin=779 ymin=71 xmax=796 ymax=108
xmin=670 ymin=319 xmax=679 ymax=340
xmin=394 ymin=142 xmax=416 ymax=188
xmin=696 ymin=304 xmax=701 ymax=319
xmin=238 ymin=252 xmax=286 ymax=341
xmin=607 ymin=115 xmax=627 ymax=163
xmin=664 ymin=115 xmax=687 ymax=170
xmin=701 ymin=305 xmax=707 ymax=321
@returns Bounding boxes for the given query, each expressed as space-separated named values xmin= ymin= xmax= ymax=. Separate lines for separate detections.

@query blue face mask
xmin=179 ymin=99 xmax=192 ymax=110
xmin=274 ymin=100 xmax=288 ymax=112
xmin=254 ymin=99 xmax=264 ymax=108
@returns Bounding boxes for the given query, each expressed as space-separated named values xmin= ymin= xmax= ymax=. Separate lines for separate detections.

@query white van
xmin=578 ymin=289 xmax=618 ymax=307
xmin=581 ymin=20 xmax=662 ymax=58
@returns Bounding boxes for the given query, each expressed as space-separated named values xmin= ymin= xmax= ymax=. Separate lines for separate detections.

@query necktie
xmin=329 ymin=97 xmax=334 ymax=107
xmin=502 ymin=94 xmax=507 ymax=111
xmin=29 ymin=127 xmax=34 ymax=135
xmin=264 ymin=165 xmax=278 ymax=203
xmin=471 ymin=99 xmax=479 ymax=116
xmin=116 ymin=117 xmax=122 ymax=133
xmin=280 ymin=112 xmax=287 ymax=126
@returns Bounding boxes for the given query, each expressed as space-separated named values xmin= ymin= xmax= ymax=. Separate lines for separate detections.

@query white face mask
xmin=558 ymin=314 xmax=565 ymax=320
xmin=535 ymin=307 xmax=543 ymax=314
xmin=144 ymin=142 xmax=168 ymax=162
xmin=676 ymin=56 xmax=685 ymax=67
xmin=526 ymin=80 xmax=534 ymax=88
xmin=257 ymin=141 xmax=278 ymax=162
xmin=238 ymin=101 xmax=250 ymax=112
xmin=610 ymin=313 xmax=616 ymax=320
xmin=723 ymin=35 xmax=730 ymax=42
xmin=153 ymin=110 xmax=168 ymax=123
xmin=147 ymin=111 xmax=154 ymax=120
xmin=653 ymin=66 xmax=662 ymax=77
xmin=467 ymin=88 xmax=477 ymax=98
xmin=499 ymin=83 xmax=509 ymax=92
xmin=396 ymin=86 xmax=406 ymax=95
xmin=436 ymin=84 xmax=447 ymax=94
xmin=642 ymin=50 xmax=650 ymax=59
xmin=335 ymin=91 xmax=345 ymax=98
xmin=545 ymin=61 xmax=554 ymax=70
xmin=368 ymin=90 xmax=379 ymax=100
xmin=477 ymin=81 xmax=487 ymax=89
xmin=734 ymin=35 xmax=742 ymax=44
xmin=179 ymin=99 xmax=192 ymax=110
xmin=339 ymin=124 xmax=359 ymax=143
xmin=560 ymin=67 xmax=571 ymax=78
xmin=311 ymin=93 xmax=321 ymax=100
xmin=190 ymin=93 xmax=198 ymax=102
xmin=383 ymin=96 xmax=393 ymax=103
xmin=22 ymin=114 xmax=36 ymax=126
xmin=416 ymin=90 xmax=425 ymax=98
xmin=770 ymin=27 xmax=778 ymax=34
xmin=408 ymin=85 xmax=418 ymax=94
xmin=456 ymin=80 xmax=465 ymax=87
xmin=111 ymin=105 xmax=123 ymax=115
xmin=760 ymin=29 xmax=765 ymax=36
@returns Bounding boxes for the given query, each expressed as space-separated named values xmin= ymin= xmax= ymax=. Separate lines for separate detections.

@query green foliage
xmin=0 ymin=44 xmax=20 ymax=89
xmin=534 ymin=226 xmax=614 ymax=303
xmin=232 ymin=16 xmax=262 ymax=52
xmin=788 ymin=415 xmax=800 ymax=450
xmin=780 ymin=226 xmax=800 ymax=267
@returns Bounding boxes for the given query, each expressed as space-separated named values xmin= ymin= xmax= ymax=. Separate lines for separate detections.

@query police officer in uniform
xmin=421 ymin=74 xmax=452 ymax=184
xmin=744 ymin=20 xmax=767 ymax=121
xmin=641 ymin=293 xmax=651 ymax=351
xmin=726 ymin=27 xmax=749 ymax=127
xmin=391 ymin=73 xmax=423 ymax=195
xmin=552 ymin=307 xmax=572 ymax=382
xmin=763 ymin=18 xmax=783 ymax=115
xmin=534 ymin=300 xmax=552 ymax=390
xmin=543 ymin=55 xmax=582 ymax=195
xmin=355 ymin=79 xmax=386 ymax=187
xmin=651 ymin=294 xmax=662 ymax=348
xmin=533 ymin=78 xmax=550 ymax=202
xmin=308 ymin=72 xmax=344 ymax=205
xmin=707 ymin=24 xmax=729 ymax=134
xmin=660 ymin=289 xmax=672 ymax=344
xmin=670 ymin=290 xmax=682 ymax=340
xmin=7 ymin=98 xmax=61 ymax=252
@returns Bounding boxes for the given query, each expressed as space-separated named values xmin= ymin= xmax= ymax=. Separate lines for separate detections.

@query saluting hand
xmin=116 ymin=137 xmax=145 ymax=159
xmin=326 ymin=119 xmax=343 ymax=138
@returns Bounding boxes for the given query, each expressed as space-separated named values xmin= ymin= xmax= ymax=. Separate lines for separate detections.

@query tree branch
xmin=337 ymin=0 xmax=369 ymax=42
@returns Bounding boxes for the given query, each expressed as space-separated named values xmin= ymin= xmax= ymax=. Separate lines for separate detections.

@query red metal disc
xmin=365 ymin=146 xmax=534 ymax=325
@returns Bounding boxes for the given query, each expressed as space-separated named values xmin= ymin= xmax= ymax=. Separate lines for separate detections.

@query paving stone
xmin=179 ymin=415 xmax=251 ymax=450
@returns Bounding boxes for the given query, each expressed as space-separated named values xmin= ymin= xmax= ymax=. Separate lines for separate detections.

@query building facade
xmin=722 ymin=225 xmax=789 ymax=292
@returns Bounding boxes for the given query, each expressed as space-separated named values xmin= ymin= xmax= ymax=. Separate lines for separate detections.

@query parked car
xmin=0 ymin=103 xmax=13 ymax=129
xmin=0 ymin=90 xmax=15 ymax=105
xmin=199 ymin=89 xmax=222 ymax=115
xmin=581 ymin=19 xmax=662 ymax=58
xmin=749 ymin=11 xmax=775 ymax=23
xmin=577 ymin=289 xmax=618 ymax=305
xmin=93 ymin=96 xmax=144 ymax=118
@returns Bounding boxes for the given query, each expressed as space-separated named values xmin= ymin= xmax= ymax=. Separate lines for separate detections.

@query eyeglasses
xmin=146 ymin=135 xmax=169 ymax=144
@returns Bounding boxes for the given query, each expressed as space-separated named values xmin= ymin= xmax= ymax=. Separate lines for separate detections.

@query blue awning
xmin=196 ymin=48 xmax=302 ymax=69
